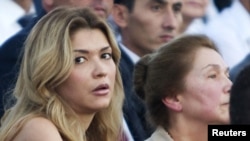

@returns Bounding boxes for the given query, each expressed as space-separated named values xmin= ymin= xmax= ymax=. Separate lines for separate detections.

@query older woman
xmin=133 ymin=34 xmax=232 ymax=141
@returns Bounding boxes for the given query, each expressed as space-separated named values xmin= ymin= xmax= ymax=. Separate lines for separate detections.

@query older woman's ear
xmin=162 ymin=95 xmax=183 ymax=112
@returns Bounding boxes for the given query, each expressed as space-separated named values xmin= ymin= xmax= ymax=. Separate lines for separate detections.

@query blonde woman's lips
xmin=92 ymin=83 xmax=110 ymax=96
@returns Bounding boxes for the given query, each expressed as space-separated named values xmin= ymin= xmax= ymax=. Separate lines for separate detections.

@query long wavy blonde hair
xmin=0 ymin=7 xmax=124 ymax=141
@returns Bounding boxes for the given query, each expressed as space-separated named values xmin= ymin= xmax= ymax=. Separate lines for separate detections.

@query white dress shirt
xmin=203 ymin=0 xmax=250 ymax=68
xmin=119 ymin=42 xmax=140 ymax=64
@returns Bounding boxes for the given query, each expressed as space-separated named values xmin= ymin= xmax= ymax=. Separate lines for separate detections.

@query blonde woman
xmin=0 ymin=7 xmax=124 ymax=141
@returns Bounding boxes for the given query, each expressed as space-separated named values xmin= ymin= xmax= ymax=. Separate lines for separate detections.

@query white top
xmin=146 ymin=126 xmax=174 ymax=141
xmin=123 ymin=117 xmax=134 ymax=141
xmin=0 ymin=0 xmax=35 ymax=46
xmin=203 ymin=0 xmax=250 ymax=68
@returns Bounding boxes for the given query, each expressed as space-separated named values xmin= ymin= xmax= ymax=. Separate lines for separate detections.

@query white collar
xmin=119 ymin=42 xmax=140 ymax=64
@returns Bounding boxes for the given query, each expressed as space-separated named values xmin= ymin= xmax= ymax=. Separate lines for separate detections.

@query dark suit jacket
xmin=0 ymin=10 xmax=47 ymax=118
xmin=119 ymin=46 xmax=154 ymax=141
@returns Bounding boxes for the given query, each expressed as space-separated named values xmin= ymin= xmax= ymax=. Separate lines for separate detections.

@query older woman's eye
xmin=75 ymin=57 xmax=86 ymax=64
xmin=208 ymin=74 xmax=217 ymax=79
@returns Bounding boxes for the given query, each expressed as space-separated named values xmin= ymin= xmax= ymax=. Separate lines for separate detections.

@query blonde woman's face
xmin=56 ymin=28 xmax=116 ymax=114
xmin=180 ymin=47 xmax=232 ymax=124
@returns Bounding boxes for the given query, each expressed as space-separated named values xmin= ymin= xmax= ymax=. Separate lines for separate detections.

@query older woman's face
xmin=56 ymin=28 xmax=116 ymax=114
xmin=180 ymin=47 xmax=232 ymax=124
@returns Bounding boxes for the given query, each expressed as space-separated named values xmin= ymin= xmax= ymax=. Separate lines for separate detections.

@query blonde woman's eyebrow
xmin=73 ymin=46 xmax=111 ymax=54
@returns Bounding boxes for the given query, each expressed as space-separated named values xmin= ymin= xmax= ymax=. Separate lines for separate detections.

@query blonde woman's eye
xmin=102 ymin=53 xmax=112 ymax=60
xmin=75 ymin=57 xmax=86 ymax=64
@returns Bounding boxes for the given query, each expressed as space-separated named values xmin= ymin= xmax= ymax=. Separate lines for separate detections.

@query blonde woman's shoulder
xmin=12 ymin=117 xmax=63 ymax=141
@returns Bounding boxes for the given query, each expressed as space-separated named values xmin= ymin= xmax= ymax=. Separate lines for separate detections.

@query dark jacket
xmin=0 ymin=10 xmax=47 ymax=118
xmin=119 ymin=46 xmax=154 ymax=141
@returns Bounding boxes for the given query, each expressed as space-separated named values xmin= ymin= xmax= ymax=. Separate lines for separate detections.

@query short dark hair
xmin=114 ymin=0 xmax=135 ymax=12
xmin=213 ymin=0 xmax=233 ymax=12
